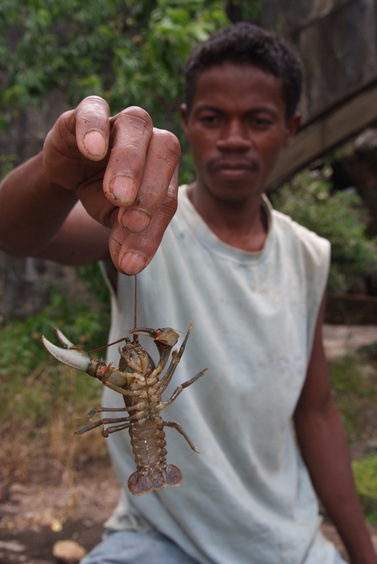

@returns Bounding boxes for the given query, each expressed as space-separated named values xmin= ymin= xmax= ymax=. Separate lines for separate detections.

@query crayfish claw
xmin=42 ymin=332 xmax=92 ymax=372
xmin=130 ymin=327 xmax=179 ymax=347
xmin=54 ymin=327 xmax=76 ymax=349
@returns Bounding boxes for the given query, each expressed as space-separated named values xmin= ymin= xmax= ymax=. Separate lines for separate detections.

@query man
xmin=0 ymin=23 xmax=375 ymax=564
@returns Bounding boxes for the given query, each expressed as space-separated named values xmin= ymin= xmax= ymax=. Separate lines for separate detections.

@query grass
xmin=0 ymin=286 xmax=111 ymax=471
xmin=352 ymin=456 xmax=377 ymax=524
xmin=329 ymin=352 xmax=376 ymax=440
xmin=329 ymin=351 xmax=377 ymax=522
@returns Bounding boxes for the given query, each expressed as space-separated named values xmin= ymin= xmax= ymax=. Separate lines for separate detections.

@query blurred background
xmin=1 ymin=1 xmax=377 ymax=562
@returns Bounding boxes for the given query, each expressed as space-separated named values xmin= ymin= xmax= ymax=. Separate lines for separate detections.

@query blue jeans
xmin=80 ymin=528 xmax=347 ymax=564
xmin=80 ymin=529 xmax=199 ymax=564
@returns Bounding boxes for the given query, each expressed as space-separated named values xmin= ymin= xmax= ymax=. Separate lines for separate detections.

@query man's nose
xmin=216 ymin=120 xmax=252 ymax=151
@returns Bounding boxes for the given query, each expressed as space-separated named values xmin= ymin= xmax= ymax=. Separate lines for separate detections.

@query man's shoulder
xmin=272 ymin=208 xmax=330 ymax=250
xmin=270 ymin=210 xmax=330 ymax=306
xmin=270 ymin=208 xmax=331 ymax=276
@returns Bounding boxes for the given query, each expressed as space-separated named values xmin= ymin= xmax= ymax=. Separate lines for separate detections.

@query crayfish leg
xmin=164 ymin=420 xmax=200 ymax=454
xmin=87 ymin=406 xmax=128 ymax=418
xmin=162 ymin=367 xmax=209 ymax=406
xmin=74 ymin=419 xmax=104 ymax=436
xmin=102 ymin=422 xmax=133 ymax=437
xmin=75 ymin=416 xmax=132 ymax=436
xmin=158 ymin=322 xmax=193 ymax=391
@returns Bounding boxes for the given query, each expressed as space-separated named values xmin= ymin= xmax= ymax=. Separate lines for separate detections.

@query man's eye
xmin=250 ymin=117 xmax=272 ymax=128
xmin=200 ymin=115 xmax=220 ymax=125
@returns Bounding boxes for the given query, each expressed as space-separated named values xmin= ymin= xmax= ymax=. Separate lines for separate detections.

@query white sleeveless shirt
xmin=102 ymin=185 xmax=335 ymax=563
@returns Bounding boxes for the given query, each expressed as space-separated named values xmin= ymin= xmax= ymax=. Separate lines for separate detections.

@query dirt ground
xmin=1 ymin=325 xmax=377 ymax=564
xmin=0 ymin=454 xmax=120 ymax=564
xmin=4 ymin=457 xmax=376 ymax=564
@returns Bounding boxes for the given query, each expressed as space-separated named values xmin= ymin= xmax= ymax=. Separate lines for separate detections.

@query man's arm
xmin=0 ymin=96 xmax=180 ymax=273
xmin=294 ymin=294 xmax=377 ymax=564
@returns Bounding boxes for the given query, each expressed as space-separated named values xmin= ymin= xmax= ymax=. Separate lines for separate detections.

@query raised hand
xmin=43 ymin=96 xmax=181 ymax=274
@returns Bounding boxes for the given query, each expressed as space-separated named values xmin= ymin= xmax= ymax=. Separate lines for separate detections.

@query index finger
xmin=109 ymin=165 xmax=179 ymax=274
xmin=103 ymin=107 xmax=154 ymax=208
xmin=117 ymin=127 xmax=181 ymax=232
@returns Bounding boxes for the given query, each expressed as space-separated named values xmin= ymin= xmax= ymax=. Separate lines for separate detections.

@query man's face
xmin=181 ymin=62 xmax=299 ymax=204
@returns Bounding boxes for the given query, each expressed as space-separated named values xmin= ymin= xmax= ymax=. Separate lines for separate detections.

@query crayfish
xmin=42 ymin=322 xmax=208 ymax=496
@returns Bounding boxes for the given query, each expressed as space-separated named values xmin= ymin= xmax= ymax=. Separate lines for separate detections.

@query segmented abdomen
xmin=128 ymin=417 xmax=183 ymax=495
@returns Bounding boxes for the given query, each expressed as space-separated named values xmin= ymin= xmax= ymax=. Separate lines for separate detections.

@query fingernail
xmin=121 ymin=208 xmax=151 ymax=232
xmin=109 ymin=175 xmax=136 ymax=204
xmin=83 ymin=130 xmax=106 ymax=157
xmin=121 ymin=251 xmax=147 ymax=275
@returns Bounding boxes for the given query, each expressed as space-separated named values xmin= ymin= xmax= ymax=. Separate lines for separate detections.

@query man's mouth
xmin=209 ymin=158 xmax=260 ymax=173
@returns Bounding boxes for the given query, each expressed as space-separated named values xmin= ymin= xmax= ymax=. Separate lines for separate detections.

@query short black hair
xmin=184 ymin=22 xmax=303 ymax=122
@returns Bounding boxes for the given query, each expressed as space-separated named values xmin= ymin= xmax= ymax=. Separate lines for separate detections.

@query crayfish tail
xmin=128 ymin=463 xmax=183 ymax=496
xmin=164 ymin=463 xmax=183 ymax=488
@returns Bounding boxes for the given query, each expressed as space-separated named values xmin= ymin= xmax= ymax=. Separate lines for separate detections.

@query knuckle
xmin=76 ymin=97 xmax=110 ymax=127
xmin=155 ymin=129 xmax=181 ymax=159
xmin=160 ymin=188 xmax=178 ymax=218
xmin=79 ymin=95 xmax=109 ymax=110
xmin=48 ymin=110 xmax=75 ymax=142
xmin=117 ymin=106 xmax=154 ymax=133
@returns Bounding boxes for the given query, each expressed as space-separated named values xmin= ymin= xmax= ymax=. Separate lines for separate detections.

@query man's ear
xmin=283 ymin=113 xmax=301 ymax=147
xmin=180 ymin=103 xmax=189 ymax=136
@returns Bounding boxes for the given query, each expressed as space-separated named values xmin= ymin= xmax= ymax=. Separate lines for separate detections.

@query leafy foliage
xmin=329 ymin=352 xmax=377 ymax=523
xmin=1 ymin=287 xmax=109 ymax=377
xmin=271 ymin=169 xmax=377 ymax=293
xmin=0 ymin=287 xmax=110 ymax=442
xmin=352 ymin=456 xmax=377 ymax=524
xmin=76 ymin=262 xmax=111 ymax=309
xmin=329 ymin=352 xmax=376 ymax=440
xmin=0 ymin=0 xmax=229 ymax=132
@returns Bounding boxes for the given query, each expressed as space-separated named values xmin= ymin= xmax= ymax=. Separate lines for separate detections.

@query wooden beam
xmin=267 ymin=81 xmax=377 ymax=191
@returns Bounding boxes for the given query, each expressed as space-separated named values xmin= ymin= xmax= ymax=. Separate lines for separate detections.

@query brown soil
xmin=0 ymin=452 xmax=120 ymax=564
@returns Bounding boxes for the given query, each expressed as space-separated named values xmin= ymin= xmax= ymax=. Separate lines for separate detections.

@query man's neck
xmin=187 ymin=183 xmax=268 ymax=253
